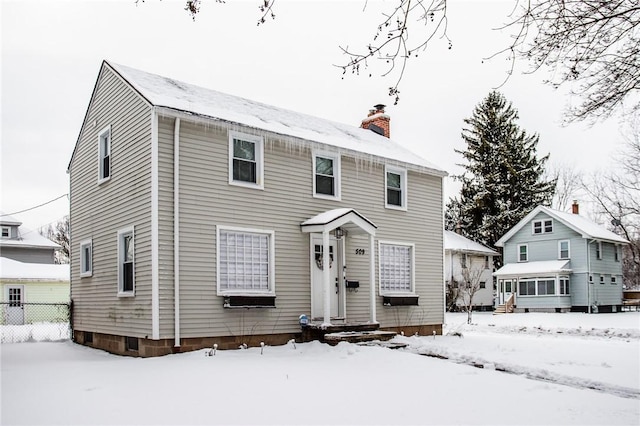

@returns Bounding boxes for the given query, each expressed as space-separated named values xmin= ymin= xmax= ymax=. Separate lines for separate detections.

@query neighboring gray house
xmin=67 ymin=60 xmax=448 ymax=357
xmin=444 ymin=230 xmax=499 ymax=311
xmin=494 ymin=203 xmax=629 ymax=313
xmin=0 ymin=213 xmax=60 ymax=264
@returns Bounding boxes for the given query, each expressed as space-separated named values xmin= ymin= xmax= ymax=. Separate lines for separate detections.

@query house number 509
xmin=355 ymin=249 xmax=366 ymax=255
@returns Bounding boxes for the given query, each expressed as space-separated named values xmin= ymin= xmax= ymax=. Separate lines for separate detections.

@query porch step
xmin=493 ymin=303 xmax=514 ymax=315
xmin=301 ymin=322 xmax=382 ymax=343
xmin=323 ymin=330 xmax=398 ymax=346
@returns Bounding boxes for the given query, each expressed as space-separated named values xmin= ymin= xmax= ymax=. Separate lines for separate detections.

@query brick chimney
xmin=361 ymin=104 xmax=390 ymax=138
xmin=572 ymin=200 xmax=579 ymax=215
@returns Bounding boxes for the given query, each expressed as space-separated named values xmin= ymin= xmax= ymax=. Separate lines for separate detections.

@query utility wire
xmin=0 ymin=194 xmax=69 ymax=217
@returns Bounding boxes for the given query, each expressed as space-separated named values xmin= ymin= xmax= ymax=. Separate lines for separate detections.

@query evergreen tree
xmin=447 ymin=91 xmax=555 ymax=263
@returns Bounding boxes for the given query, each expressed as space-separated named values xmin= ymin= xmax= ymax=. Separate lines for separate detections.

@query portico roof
xmin=493 ymin=260 xmax=572 ymax=278
xmin=300 ymin=208 xmax=377 ymax=236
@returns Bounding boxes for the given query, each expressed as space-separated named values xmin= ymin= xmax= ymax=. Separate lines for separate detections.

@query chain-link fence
xmin=0 ymin=302 xmax=71 ymax=343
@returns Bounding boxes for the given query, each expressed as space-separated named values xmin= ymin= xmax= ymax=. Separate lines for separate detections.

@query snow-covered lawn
xmin=1 ymin=312 xmax=639 ymax=425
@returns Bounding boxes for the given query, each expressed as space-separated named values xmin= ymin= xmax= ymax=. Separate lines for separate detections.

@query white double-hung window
xmin=313 ymin=151 xmax=341 ymax=200
xmin=385 ymin=166 xmax=407 ymax=210
xmin=118 ymin=227 xmax=135 ymax=296
xmin=217 ymin=226 xmax=275 ymax=296
xmin=80 ymin=239 xmax=93 ymax=277
xmin=379 ymin=241 xmax=414 ymax=295
xmin=229 ymin=131 xmax=264 ymax=189
xmin=98 ymin=126 xmax=111 ymax=183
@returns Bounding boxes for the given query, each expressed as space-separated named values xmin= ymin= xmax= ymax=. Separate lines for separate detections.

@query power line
xmin=0 ymin=194 xmax=69 ymax=217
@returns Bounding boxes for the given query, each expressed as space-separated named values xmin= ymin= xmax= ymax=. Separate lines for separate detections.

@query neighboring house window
xmin=518 ymin=244 xmax=528 ymax=262
xmin=118 ymin=227 xmax=135 ymax=296
xmin=484 ymin=256 xmax=490 ymax=269
xmin=379 ymin=242 xmax=414 ymax=294
xmin=537 ymin=279 xmax=555 ymax=295
xmin=217 ymin=227 xmax=275 ymax=295
xmin=596 ymin=241 xmax=603 ymax=260
xmin=615 ymin=245 xmax=621 ymax=262
xmin=312 ymin=151 xmax=341 ymax=200
xmin=599 ymin=275 xmax=605 ymax=285
xmin=80 ymin=239 xmax=93 ymax=277
xmin=518 ymin=279 xmax=536 ymax=296
xmin=460 ymin=253 xmax=467 ymax=268
xmin=611 ymin=276 xmax=617 ymax=285
xmin=229 ymin=132 xmax=264 ymax=189
xmin=589 ymin=275 xmax=594 ymax=284
xmin=532 ymin=219 xmax=553 ymax=234
xmin=385 ymin=166 xmax=407 ymax=210
xmin=559 ymin=277 xmax=570 ymax=295
xmin=1 ymin=227 xmax=9 ymax=238
xmin=479 ymin=281 xmax=486 ymax=289
xmin=558 ymin=240 xmax=570 ymax=259
xmin=98 ymin=126 xmax=111 ymax=182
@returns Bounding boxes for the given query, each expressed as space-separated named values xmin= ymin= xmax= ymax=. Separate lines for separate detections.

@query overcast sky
xmin=1 ymin=0 xmax=627 ymax=231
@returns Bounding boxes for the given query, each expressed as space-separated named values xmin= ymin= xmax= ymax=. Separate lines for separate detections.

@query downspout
xmin=369 ymin=233 xmax=377 ymax=323
xmin=174 ymin=118 xmax=181 ymax=347
xmin=587 ymin=239 xmax=594 ymax=314
xmin=151 ymin=108 xmax=160 ymax=340
xmin=322 ymin=230 xmax=331 ymax=326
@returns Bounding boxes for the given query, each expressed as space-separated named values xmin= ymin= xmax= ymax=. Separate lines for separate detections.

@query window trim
xmin=517 ymin=244 xmax=528 ymax=262
xmin=384 ymin=165 xmax=408 ymax=211
xmin=532 ymin=218 xmax=553 ymax=235
xmin=216 ymin=225 xmax=276 ymax=297
xmin=79 ymin=238 xmax=93 ymax=278
xmin=378 ymin=240 xmax=415 ymax=296
xmin=559 ymin=276 xmax=570 ymax=295
xmin=518 ymin=277 xmax=557 ymax=297
xmin=312 ymin=150 xmax=341 ymax=201
xmin=596 ymin=241 xmax=603 ymax=260
xmin=228 ymin=131 xmax=264 ymax=190
xmin=98 ymin=125 xmax=111 ymax=184
xmin=615 ymin=245 xmax=621 ymax=262
xmin=558 ymin=240 xmax=570 ymax=260
xmin=1 ymin=226 xmax=9 ymax=238
xmin=117 ymin=226 xmax=135 ymax=297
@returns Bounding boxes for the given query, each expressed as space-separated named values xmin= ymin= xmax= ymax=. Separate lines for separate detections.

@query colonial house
xmin=493 ymin=203 xmax=629 ymax=313
xmin=0 ymin=213 xmax=69 ymax=325
xmin=67 ymin=60 xmax=448 ymax=356
xmin=444 ymin=230 xmax=498 ymax=311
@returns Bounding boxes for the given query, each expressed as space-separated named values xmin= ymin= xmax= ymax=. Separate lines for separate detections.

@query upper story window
xmin=229 ymin=131 xmax=264 ymax=190
xmin=217 ymin=226 xmax=275 ymax=296
xmin=596 ymin=241 xmax=603 ymax=260
xmin=460 ymin=253 xmax=468 ymax=269
xmin=532 ymin=219 xmax=553 ymax=234
xmin=80 ymin=239 xmax=93 ymax=277
xmin=385 ymin=166 xmax=407 ymax=210
xmin=558 ymin=240 xmax=570 ymax=259
xmin=484 ymin=256 xmax=490 ymax=269
xmin=118 ymin=227 xmax=135 ymax=296
xmin=1 ymin=227 xmax=9 ymax=238
xmin=611 ymin=276 xmax=617 ymax=285
xmin=615 ymin=245 xmax=621 ymax=262
xmin=518 ymin=244 xmax=528 ymax=262
xmin=379 ymin=241 xmax=414 ymax=295
xmin=312 ymin=151 xmax=341 ymax=200
xmin=98 ymin=126 xmax=111 ymax=183
xmin=599 ymin=275 xmax=605 ymax=285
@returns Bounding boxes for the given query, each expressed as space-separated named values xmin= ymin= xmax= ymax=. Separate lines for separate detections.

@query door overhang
xmin=300 ymin=208 xmax=377 ymax=236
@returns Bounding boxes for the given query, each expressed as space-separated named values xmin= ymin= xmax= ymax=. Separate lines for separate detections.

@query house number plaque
xmin=355 ymin=249 xmax=366 ymax=255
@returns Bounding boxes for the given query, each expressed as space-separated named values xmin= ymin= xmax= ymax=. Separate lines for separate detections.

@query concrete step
xmin=323 ymin=330 xmax=397 ymax=346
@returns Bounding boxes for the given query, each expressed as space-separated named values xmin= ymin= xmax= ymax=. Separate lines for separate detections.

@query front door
xmin=311 ymin=237 xmax=340 ymax=320
xmin=5 ymin=285 xmax=25 ymax=325
xmin=498 ymin=279 xmax=514 ymax=305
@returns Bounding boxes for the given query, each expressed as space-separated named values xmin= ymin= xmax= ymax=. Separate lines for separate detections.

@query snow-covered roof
xmin=300 ymin=208 xmax=377 ymax=236
xmin=106 ymin=61 xmax=447 ymax=176
xmin=493 ymin=260 xmax=572 ymax=277
xmin=0 ymin=212 xmax=22 ymax=226
xmin=444 ymin=230 xmax=498 ymax=255
xmin=495 ymin=205 xmax=629 ymax=247
xmin=0 ymin=225 xmax=60 ymax=249
xmin=0 ymin=257 xmax=69 ymax=281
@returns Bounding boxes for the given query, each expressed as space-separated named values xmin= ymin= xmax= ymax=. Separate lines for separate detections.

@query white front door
xmin=498 ymin=279 xmax=514 ymax=305
xmin=311 ymin=237 xmax=340 ymax=320
xmin=5 ymin=285 xmax=25 ymax=325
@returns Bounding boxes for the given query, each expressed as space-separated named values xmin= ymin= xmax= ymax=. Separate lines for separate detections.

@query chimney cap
xmin=373 ymin=104 xmax=386 ymax=111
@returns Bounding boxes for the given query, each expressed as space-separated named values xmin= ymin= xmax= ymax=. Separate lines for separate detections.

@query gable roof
xmin=0 ymin=257 xmax=69 ymax=281
xmin=444 ymin=230 xmax=498 ymax=255
xmin=94 ymin=61 xmax=446 ymax=176
xmin=495 ymin=205 xmax=629 ymax=247
xmin=0 ymin=212 xmax=22 ymax=227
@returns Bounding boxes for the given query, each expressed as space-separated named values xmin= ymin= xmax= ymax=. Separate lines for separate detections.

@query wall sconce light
xmin=334 ymin=227 xmax=344 ymax=239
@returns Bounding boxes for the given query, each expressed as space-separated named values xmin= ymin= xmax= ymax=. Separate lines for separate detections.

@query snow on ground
xmin=1 ymin=312 xmax=639 ymax=425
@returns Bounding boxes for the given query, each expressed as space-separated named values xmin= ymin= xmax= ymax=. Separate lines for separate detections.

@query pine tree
xmin=447 ymin=91 xmax=555 ymax=263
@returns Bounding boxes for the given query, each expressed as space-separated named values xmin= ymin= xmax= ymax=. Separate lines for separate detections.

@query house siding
xmin=161 ymin=118 xmax=444 ymax=339
xmin=0 ymin=247 xmax=56 ymax=264
xmin=69 ymin=65 xmax=153 ymax=338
